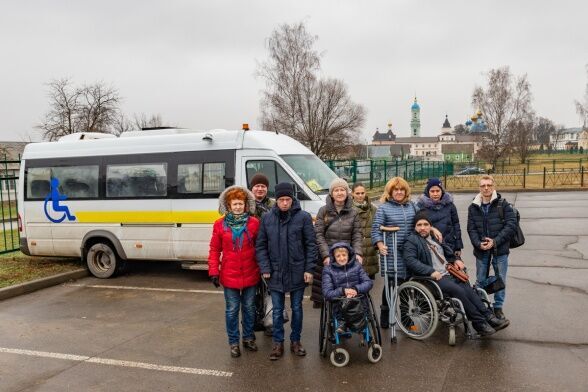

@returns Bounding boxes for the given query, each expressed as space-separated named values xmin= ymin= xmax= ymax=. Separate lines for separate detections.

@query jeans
xmin=224 ymin=286 xmax=256 ymax=345
xmin=271 ymin=288 xmax=305 ymax=343
xmin=437 ymin=276 xmax=491 ymax=327
xmin=476 ymin=253 xmax=509 ymax=309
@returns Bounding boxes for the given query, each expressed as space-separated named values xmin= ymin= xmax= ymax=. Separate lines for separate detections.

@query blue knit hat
xmin=424 ymin=178 xmax=444 ymax=196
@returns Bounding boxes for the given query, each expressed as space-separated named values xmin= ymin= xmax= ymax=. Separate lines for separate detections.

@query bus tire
xmin=86 ymin=242 xmax=120 ymax=279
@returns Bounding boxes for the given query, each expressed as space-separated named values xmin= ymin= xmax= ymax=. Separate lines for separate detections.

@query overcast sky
xmin=1 ymin=0 xmax=587 ymax=142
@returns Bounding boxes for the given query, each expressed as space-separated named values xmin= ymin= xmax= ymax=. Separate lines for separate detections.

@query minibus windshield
xmin=281 ymin=154 xmax=339 ymax=195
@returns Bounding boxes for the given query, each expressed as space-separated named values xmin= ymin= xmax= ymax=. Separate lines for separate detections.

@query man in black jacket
xmin=404 ymin=211 xmax=508 ymax=336
xmin=467 ymin=175 xmax=517 ymax=321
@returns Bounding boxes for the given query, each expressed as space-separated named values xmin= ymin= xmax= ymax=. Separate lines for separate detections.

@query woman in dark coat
xmin=352 ymin=183 xmax=379 ymax=279
xmin=208 ymin=185 xmax=260 ymax=358
xmin=416 ymin=178 xmax=463 ymax=256
xmin=311 ymin=178 xmax=363 ymax=306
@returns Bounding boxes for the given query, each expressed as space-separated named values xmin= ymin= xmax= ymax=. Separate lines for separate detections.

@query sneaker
xmin=475 ymin=323 xmax=496 ymax=337
xmin=230 ymin=344 xmax=241 ymax=358
xmin=487 ymin=315 xmax=510 ymax=331
xmin=269 ymin=342 xmax=284 ymax=361
xmin=494 ymin=308 xmax=506 ymax=320
xmin=290 ymin=341 xmax=307 ymax=356
xmin=243 ymin=339 xmax=258 ymax=352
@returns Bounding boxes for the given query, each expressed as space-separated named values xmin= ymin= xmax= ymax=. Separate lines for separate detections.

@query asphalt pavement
xmin=0 ymin=190 xmax=587 ymax=391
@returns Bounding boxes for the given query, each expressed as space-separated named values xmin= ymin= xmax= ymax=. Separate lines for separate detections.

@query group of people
xmin=208 ymin=172 xmax=518 ymax=359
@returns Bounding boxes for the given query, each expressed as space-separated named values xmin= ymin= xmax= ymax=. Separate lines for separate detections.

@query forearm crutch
xmin=380 ymin=225 xmax=400 ymax=343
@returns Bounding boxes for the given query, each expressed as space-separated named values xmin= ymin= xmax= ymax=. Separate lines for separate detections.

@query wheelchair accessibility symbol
xmin=44 ymin=178 xmax=76 ymax=223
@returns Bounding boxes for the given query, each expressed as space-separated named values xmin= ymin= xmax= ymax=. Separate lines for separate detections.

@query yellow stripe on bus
xmin=75 ymin=210 xmax=221 ymax=224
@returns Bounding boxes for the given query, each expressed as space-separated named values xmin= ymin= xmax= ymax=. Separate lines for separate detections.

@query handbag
xmin=445 ymin=262 xmax=469 ymax=283
xmin=427 ymin=239 xmax=469 ymax=283
xmin=262 ymin=280 xmax=289 ymax=328
xmin=479 ymin=254 xmax=506 ymax=294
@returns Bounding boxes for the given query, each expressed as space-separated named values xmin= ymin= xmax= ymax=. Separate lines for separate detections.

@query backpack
xmin=497 ymin=199 xmax=525 ymax=248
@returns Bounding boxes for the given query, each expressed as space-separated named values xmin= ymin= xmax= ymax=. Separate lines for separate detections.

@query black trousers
xmin=436 ymin=276 xmax=490 ymax=326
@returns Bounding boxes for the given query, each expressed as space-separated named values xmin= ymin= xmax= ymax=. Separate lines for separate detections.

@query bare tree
xmin=575 ymin=64 xmax=588 ymax=128
xmin=533 ymin=117 xmax=556 ymax=149
xmin=38 ymin=78 xmax=82 ymax=141
xmin=472 ymin=66 xmax=533 ymax=167
xmin=78 ymin=82 xmax=121 ymax=132
xmin=258 ymin=22 xmax=365 ymax=159
xmin=511 ymin=118 xmax=535 ymax=163
xmin=112 ymin=113 xmax=134 ymax=136
xmin=38 ymin=78 xmax=121 ymax=140
xmin=550 ymin=126 xmax=566 ymax=151
xmin=133 ymin=113 xmax=164 ymax=130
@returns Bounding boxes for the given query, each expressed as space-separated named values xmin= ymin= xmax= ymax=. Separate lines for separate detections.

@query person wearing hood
xmin=351 ymin=182 xmax=379 ymax=279
xmin=311 ymin=178 xmax=363 ymax=307
xmin=256 ymin=182 xmax=317 ymax=361
xmin=417 ymin=178 xmax=463 ymax=257
xmin=208 ymin=185 xmax=261 ymax=358
xmin=322 ymin=242 xmax=373 ymax=333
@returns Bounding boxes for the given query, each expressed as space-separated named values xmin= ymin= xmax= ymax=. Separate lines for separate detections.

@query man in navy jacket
xmin=256 ymin=182 xmax=317 ymax=361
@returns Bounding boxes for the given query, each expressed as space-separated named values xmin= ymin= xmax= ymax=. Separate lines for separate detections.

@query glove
xmin=211 ymin=276 xmax=220 ymax=288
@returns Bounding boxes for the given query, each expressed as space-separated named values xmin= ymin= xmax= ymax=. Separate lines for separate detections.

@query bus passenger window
xmin=27 ymin=167 xmax=51 ymax=198
xmin=203 ymin=163 xmax=225 ymax=194
xmin=107 ymin=163 xmax=167 ymax=198
xmin=178 ymin=164 xmax=202 ymax=193
xmin=51 ymin=165 xmax=99 ymax=198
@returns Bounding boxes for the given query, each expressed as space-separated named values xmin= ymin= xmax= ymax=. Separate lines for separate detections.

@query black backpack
xmin=497 ymin=199 xmax=525 ymax=248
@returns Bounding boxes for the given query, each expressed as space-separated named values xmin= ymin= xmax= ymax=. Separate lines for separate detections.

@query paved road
xmin=0 ymin=191 xmax=587 ymax=391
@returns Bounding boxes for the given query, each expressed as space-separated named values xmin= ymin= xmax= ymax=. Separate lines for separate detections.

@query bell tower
xmin=410 ymin=97 xmax=421 ymax=137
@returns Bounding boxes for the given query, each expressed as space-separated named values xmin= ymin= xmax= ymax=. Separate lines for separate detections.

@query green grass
xmin=0 ymin=251 xmax=82 ymax=288
xmin=0 ymin=229 xmax=19 ymax=253
xmin=0 ymin=200 xmax=17 ymax=221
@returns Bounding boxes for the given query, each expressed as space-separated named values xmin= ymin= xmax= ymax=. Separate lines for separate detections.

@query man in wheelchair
xmin=403 ymin=211 xmax=509 ymax=337
xmin=322 ymin=242 xmax=374 ymax=334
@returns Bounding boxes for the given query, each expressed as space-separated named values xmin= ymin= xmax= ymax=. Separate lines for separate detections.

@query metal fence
xmin=0 ymin=159 xmax=20 ymax=254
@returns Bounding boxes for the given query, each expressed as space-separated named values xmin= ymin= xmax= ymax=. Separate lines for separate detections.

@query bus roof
xmin=22 ymin=129 xmax=314 ymax=159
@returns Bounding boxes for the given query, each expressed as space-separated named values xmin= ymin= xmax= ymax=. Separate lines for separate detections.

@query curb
xmin=0 ymin=268 xmax=89 ymax=301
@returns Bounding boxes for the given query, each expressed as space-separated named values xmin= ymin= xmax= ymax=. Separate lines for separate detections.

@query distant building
xmin=410 ymin=97 xmax=421 ymax=137
xmin=0 ymin=141 xmax=27 ymax=194
xmin=369 ymin=115 xmax=482 ymax=161
xmin=550 ymin=127 xmax=583 ymax=150
xmin=579 ymin=129 xmax=588 ymax=151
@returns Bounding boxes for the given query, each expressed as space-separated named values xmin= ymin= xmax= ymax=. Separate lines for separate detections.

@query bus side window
xmin=106 ymin=163 xmax=167 ymax=198
xmin=203 ymin=162 xmax=225 ymax=194
xmin=178 ymin=164 xmax=203 ymax=193
xmin=30 ymin=179 xmax=50 ymax=197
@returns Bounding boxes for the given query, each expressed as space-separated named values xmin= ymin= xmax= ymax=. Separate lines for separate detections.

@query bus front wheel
xmin=86 ymin=242 xmax=120 ymax=278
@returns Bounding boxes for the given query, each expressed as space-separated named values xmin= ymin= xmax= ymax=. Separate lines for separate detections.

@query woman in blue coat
xmin=416 ymin=178 xmax=463 ymax=256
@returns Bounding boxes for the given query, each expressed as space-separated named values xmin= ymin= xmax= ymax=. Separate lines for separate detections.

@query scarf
xmin=224 ymin=212 xmax=249 ymax=250
xmin=353 ymin=200 xmax=368 ymax=210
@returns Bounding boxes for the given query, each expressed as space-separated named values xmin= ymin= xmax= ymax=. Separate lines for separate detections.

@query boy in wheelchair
xmin=322 ymin=242 xmax=374 ymax=334
xmin=403 ymin=211 xmax=509 ymax=337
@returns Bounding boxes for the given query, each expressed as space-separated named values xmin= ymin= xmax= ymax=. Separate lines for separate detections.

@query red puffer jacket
xmin=208 ymin=216 xmax=260 ymax=289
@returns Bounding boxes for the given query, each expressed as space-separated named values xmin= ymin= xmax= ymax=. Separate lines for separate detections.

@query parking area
xmin=1 ymin=191 xmax=587 ymax=391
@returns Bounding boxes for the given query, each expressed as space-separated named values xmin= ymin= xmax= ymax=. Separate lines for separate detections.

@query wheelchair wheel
xmin=367 ymin=343 xmax=383 ymax=363
xmin=319 ymin=302 xmax=330 ymax=357
xmin=368 ymin=294 xmax=382 ymax=345
xmin=448 ymin=326 xmax=456 ymax=346
xmin=396 ymin=281 xmax=439 ymax=340
xmin=330 ymin=348 xmax=350 ymax=367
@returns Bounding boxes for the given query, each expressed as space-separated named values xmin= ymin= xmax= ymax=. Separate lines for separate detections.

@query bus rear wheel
xmin=86 ymin=242 xmax=120 ymax=278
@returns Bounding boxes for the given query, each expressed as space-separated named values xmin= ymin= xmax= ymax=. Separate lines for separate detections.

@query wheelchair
xmin=395 ymin=277 xmax=491 ymax=346
xmin=319 ymin=294 xmax=383 ymax=367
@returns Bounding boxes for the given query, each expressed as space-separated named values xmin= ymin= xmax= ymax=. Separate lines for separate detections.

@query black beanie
xmin=424 ymin=177 xmax=444 ymax=196
xmin=275 ymin=182 xmax=294 ymax=199
xmin=250 ymin=173 xmax=269 ymax=188
xmin=414 ymin=210 xmax=432 ymax=226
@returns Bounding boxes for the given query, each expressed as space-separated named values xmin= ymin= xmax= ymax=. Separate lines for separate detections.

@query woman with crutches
xmin=371 ymin=177 xmax=441 ymax=342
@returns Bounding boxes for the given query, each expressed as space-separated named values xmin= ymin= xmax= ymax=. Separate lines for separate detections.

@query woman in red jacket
xmin=208 ymin=185 xmax=260 ymax=358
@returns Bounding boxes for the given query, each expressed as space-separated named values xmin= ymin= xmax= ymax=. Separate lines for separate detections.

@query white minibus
xmin=18 ymin=128 xmax=338 ymax=278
